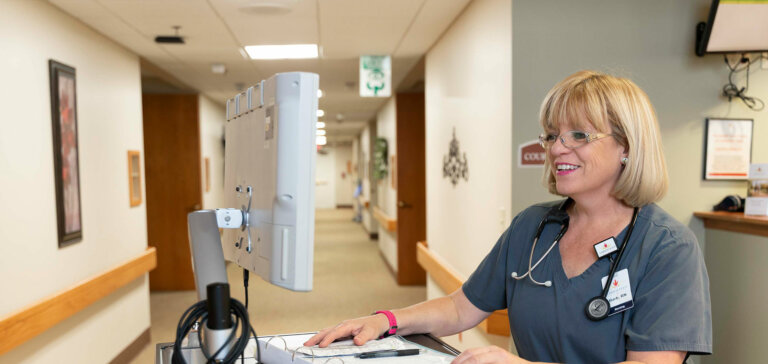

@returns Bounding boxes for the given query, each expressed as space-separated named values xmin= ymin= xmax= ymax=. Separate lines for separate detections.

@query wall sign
xmin=518 ymin=139 xmax=546 ymax=168
xmin=443 ymin=128 xmax=469 ymax=186
xmin=359 ymin=55 xmax=391 ymax=97
xmin=704 ymin=118 xmax=753 ymax=180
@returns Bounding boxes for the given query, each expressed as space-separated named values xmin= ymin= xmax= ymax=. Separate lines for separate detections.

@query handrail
xmin=0 ymin=247 xmax=157 ymax=355
xmin=373 ymin=206 xmax=397 ymax=232
xmin=416 ymin=242 xmax=510 ymax=336
xmin=358 ymin=196 xmax=370 ymax=208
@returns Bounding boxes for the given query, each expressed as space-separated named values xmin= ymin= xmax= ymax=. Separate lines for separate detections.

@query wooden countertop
xmin=693 ymin=211 xmax=768 ymax=238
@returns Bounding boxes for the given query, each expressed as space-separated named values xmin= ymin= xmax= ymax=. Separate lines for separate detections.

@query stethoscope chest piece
xmin=585 ymin=296 xmax=610 ymax=321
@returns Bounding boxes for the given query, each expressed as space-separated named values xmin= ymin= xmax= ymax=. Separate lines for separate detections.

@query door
xmin=143 ymin=94 xmax=202 ymax=290
xmin=395 ymin=92 xmax=426 ymax=285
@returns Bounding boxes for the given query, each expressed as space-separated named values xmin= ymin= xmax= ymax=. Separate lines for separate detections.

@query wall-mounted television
xmin=696 ymin=0 xmax=768 ymax=56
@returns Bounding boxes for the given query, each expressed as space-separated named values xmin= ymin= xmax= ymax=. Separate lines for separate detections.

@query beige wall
xmin=199 ymin=95 xmax=225 ymax=210
xmin=376 ymin=98 xmax=398 ymax=271
xmin=0 ymin=0 xmax=150 ymax=362
xmin=704 ymin=229 xmax=768 ymax=363
xmin=425 ymin=0 xmax=512 ymax=351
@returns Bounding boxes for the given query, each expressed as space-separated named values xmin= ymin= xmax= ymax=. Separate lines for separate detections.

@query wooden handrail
xmin=0 ymin=247 xmax=157 ymax=355
xmin=694 ymin=211 xmax=768 ymax=238
xmin=358 ymin=196 xmax=370 ymax=209
xmin=373 ymin=206 xmax=397 ymax=232
xmin=416 ymin=242 xmax=510 ymax=336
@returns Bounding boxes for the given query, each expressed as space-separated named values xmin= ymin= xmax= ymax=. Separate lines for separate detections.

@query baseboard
xmin=336 ymin=204 xmax=354 ymax=209
xmin=110 ymin=327 xmax=151 ymax=364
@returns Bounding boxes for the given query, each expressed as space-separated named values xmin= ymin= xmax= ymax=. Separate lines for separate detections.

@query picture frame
xmin=703 ymin=118 xmax=753 ymax=181
xmin=128 ymin=150 xmax=142 ymax=207
xmin=49 ymin=60 xmax=83 ymax=247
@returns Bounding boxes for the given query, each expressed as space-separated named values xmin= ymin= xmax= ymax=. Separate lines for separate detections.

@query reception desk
xmin=694 ymin=212 xmax=768 ymax=364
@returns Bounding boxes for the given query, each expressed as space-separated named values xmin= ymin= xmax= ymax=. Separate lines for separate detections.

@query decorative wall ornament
xmin=373 ymin=137 xmax=388 ymax=180
xmin=443 ymin=128 xmax=469 ymax=186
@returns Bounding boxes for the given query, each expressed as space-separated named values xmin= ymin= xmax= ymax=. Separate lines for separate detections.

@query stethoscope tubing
xmin=512 ymin=204 xmax=639 ymax=296
xmin=598 ymin=207 xmax=639 ymax=298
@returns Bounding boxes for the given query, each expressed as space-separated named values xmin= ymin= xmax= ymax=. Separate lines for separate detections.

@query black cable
xmin=722 ymin=54 xmax=765 ymax=111
xmin=243 ymin=268 xmax=250 ymax=310
xmin=172 ymin=298 xmax=261 ymax=364
xmin=242 ymin=268 xmax=249 ymax=364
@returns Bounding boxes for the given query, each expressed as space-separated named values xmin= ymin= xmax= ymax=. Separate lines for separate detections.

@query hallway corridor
xmin=130 ymin=208 xmax=426 ymax=363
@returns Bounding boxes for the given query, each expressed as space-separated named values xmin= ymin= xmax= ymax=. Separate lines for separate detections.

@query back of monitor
xmin=222 ymin=72 xmax=317 ymax=291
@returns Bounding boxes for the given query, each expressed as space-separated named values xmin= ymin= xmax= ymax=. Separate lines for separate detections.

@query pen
xmin=356 ymin=349 xmax=420 ymax=359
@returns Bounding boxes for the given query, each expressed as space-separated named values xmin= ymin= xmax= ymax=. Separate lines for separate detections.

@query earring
xmin=621 ymin=157 xmax=628 ymax=166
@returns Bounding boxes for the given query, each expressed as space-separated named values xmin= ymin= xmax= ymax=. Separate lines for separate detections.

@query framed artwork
xmin=49 ymin=60 xmax=83 ymax=247
xmin=703 ymin=118 xmax=753 ymax=180
xmin=391 ymin=155 xmax=397 ymax=189
xmin=128 ymin=151 xmax=142 ymax=207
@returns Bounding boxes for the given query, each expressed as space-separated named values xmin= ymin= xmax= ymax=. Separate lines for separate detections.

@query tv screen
xmin=697 ymin=0 xmax=768 ymax=55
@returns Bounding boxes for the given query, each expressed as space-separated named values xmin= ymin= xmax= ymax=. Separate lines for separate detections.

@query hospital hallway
xmin=128 ymin=208 xmax=426 ymax=364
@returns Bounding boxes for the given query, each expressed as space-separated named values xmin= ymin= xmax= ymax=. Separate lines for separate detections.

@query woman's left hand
xmin=451 ymin=346 xmax=530 ymax=364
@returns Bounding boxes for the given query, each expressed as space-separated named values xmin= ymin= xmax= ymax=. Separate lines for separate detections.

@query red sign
xmin=518 ymin=140 xmax=546 ymax=167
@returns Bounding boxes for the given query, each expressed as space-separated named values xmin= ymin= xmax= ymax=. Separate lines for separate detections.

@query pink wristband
xmin=373 ymin=310 xmax=398 ymax=338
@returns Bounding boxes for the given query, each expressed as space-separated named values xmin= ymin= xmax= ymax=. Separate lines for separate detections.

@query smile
xmin=555 ymin=163 xmax=579 ymax=175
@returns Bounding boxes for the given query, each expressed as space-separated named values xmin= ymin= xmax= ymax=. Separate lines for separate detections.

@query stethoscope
xmin=510 ymin=199 xmax=639 ymax=321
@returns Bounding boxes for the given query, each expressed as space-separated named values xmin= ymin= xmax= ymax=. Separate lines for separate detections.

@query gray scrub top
xmin=462 ymin=200 xmax=712 ymax=363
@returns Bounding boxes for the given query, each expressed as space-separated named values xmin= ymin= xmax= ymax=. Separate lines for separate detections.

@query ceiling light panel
xmin=245 ymin=44 xmax=318 ymax=59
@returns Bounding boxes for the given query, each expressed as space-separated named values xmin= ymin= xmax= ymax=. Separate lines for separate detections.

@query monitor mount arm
xmin=187 ymin=186 xmax=251 ymax=300
xmin=182 ymin=187 xmax=250 ymax=361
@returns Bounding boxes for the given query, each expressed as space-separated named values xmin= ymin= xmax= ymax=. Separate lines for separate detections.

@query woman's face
xmin=547 ymin=122 xmax=626 ymax=201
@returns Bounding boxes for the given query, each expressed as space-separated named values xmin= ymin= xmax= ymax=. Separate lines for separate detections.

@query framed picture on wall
xmin=703 ymin=118 xmax=753 ymax=180
xmin=49 ymin=60 xmax=83 ymax=247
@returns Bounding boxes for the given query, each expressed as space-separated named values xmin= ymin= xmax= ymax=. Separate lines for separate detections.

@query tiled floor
xmin=129 ymin=208 xmax=426 ymax=363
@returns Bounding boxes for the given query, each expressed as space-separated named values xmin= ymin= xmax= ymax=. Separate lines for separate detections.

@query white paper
xmin=251 ymin=333 xmax=455 ymax=363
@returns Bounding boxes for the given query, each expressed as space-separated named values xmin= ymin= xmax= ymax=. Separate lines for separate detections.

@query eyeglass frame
xmin=538 ymin=130 xmax=614 ymax=149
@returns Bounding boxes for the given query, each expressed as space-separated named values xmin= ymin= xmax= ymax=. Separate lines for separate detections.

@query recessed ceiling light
xmin=317 ymin=129 xmax=326 ymax=136
xmin=244 ymin=44 xmax=318 ymax=60
xmin=317 ymin=89 xmax=324 ymax=98
xmin=317 ymin=121 xmax=326 ymax=128
xmin=316 ymin=136 xmax=327 ymax=145
xmin=238 ymin=2 xmax=294 ymax=15
xmin=211 ymin=63 xmax=227 ymax=74
xmin=317 ymin=109 xmax=325 ymax=117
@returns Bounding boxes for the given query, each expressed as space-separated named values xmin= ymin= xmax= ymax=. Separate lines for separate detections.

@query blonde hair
xmin=539 ymin=70 xmax=668 ymax=207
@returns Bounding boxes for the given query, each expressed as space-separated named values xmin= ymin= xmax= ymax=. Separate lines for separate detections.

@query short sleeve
xmin=626 ymin=225 xmax=713 ymax=355
xmin=462 ymin=224 xmax=514 ymax=313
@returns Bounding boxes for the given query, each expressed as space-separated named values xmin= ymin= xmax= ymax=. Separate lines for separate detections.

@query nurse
xmin=304 ymin=71 xmax=712 ymax=363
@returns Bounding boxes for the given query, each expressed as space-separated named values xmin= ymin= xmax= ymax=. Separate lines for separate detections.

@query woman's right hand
xmin=303 ymin=314 xmax=391 ymax=348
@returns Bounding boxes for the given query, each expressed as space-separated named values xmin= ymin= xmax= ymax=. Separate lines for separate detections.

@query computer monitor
xmin=222 ymin=72 xmax=318 ymax=292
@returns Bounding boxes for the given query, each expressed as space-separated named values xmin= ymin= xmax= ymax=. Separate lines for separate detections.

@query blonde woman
xmin=305 ymin=71 xmax=711 ymax=364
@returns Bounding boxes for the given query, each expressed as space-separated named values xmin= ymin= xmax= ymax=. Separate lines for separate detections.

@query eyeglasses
xmin=538 ymin=130 xmax=613 ymax=149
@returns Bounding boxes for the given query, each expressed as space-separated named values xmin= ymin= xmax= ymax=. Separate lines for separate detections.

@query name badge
xmin=594 ymin=237 xmax=618 ymax=259
xmin=600 ymin=269 xmax=634 ymax=316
